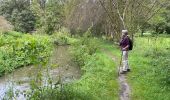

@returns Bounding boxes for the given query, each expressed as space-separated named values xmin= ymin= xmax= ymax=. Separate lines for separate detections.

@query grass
xmin=72 ymin=51 xmax=119 ymax=100
xmin=127 ymin=37 xmax=170 ymax=100
xmin=66 ymin=38 xmax=119 ymax=100
xmin=108 ymin=36 xmax=170 ymax=100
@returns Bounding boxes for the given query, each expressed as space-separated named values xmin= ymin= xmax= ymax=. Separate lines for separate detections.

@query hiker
xmin=119 ymin=30 xmax=131 ymax=74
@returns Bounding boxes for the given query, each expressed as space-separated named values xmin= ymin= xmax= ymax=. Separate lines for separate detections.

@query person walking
xmin=119 ymin=30 xmax=131 ymax=74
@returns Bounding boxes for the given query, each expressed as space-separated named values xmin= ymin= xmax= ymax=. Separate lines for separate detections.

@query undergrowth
xmin=0 ymin=31 xmax=52 ymax=76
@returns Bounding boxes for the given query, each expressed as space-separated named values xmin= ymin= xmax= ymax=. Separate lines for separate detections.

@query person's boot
xmin=120 ymin=71 xmax=127 ymax=74
xmin=127 ymin=69 xmax=131 ymax=72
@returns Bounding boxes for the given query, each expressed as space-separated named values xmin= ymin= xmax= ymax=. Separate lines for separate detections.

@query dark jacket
xmin=119 ymin=36 xmax=130 ymax=51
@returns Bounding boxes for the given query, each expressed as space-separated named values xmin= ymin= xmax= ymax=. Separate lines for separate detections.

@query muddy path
xmin=119 ymin=74 xmax=131 ymax=100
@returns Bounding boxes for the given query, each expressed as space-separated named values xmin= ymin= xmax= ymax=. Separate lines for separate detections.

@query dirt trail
xmin=104 ymin=49 xmax=131 ymax=100
xmin=118 ymin=74 xmax=131 ymax=100
xmin=0 ymin=16 xmax=13 ymax=31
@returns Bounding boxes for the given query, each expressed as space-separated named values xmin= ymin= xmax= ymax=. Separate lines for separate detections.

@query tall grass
xmin=109 ymin=36 xmax=170 ymax=100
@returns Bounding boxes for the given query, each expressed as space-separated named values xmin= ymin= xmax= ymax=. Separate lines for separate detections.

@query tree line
xmin=0 ymin=0 xmax=170 ymax=40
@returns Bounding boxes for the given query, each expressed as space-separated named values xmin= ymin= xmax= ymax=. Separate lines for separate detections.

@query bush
xmin=0 ymin=0 xmax=36 ymax=33
xmin=51 ymin=32 xmax=78 ymax=45
xmin=71 ymin=36 xmax=99 ymax=66
xmin=0 ymin=31 xmax=52 ymax=76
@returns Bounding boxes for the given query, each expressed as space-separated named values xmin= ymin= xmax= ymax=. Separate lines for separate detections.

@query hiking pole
xmin=118 ymin=51 xmax=123 ymax=76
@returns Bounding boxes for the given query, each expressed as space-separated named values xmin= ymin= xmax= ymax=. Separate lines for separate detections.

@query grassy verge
xmin=70 ymin=38 xmax=119 ymax=100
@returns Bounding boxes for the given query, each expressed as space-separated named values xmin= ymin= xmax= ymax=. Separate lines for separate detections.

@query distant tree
xmin=31 ymin=0 xmax=65 ymax=35
xmin=146 ymin=4 xmax=170 ymax=34
xmin=164 ymin=6 xmax=170 ymax=34
xmin=149 ymin=12 xmax=166 ymax=34
xmin=98 ymin=0 xmax=170 ymax=40
xmin=64 ymin=0 xmax=169 ymax=40
xmin=65 ymin=0 xmax=105 ymax=35
xmin=0 ymin=0 xmax=36 ymax=33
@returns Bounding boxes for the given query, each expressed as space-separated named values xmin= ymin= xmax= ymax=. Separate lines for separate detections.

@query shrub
xmin=51 ymin=32 xmax=78 ymax=45
xmin=0 ymin=0 xmax=36 ymax=33
xmin=71 ymin=36 xmax=99 ymax=66
xmin=0 ymin=31 xmax=52 ymax=76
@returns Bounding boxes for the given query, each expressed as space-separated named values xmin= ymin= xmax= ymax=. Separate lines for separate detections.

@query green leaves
xmin=0 ymin=0 xmax=36 ymax=33
xmin=70 ymin=36 xmax=99 ymax=66
xmin=31 ymin=0 xmax=64 ymax=35
xmin=0 ymin=31 xmax=52 ymax=76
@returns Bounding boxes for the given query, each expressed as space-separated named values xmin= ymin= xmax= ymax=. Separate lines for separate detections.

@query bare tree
xmin=98 ymin=0 xmax=170 ymax=40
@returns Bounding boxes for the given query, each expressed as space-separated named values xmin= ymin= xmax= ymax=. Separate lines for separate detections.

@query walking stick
xmin=118 ymin=51 xmax=123 ymax=76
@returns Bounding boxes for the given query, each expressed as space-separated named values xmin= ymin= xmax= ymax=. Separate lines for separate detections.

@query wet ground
xmin=0 ymin=46 xmax=81 ymax=99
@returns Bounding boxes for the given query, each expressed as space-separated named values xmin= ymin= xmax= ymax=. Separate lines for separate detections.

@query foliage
xmin=0 ymin=0 xmax=36 ymax=33
xmin=71 ymin=36 xmax=99 ymax=66
xmin=0 ymin=31 xmax=52 ymax=76
xmin=51 ymin=31 xmax=78 ymax=46
xmin=31 ymin=0 xmax=65 ymax=35
xmin=68 ymin=37 xmax=119 ymax=99
xmin=65 ymin=0 xmax=170 ymax=40
xmin=11 ymin=9 xmax=36 ymax=33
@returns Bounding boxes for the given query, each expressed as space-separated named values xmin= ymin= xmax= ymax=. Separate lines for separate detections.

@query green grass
xmin=72 ymin=51 xmax=119 ymax=100
xmin=109 ymin=36 xmax=170 ymax=100
xmin=67 ymin=38 xmax=119 ymax=100
xmin=127 ymin=37 xmax=170 ymax=100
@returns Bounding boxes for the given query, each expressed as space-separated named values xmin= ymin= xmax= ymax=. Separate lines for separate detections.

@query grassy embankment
xmin=69 ymin=37 xmax=119 ymax=100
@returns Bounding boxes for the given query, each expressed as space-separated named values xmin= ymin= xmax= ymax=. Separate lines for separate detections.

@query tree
xmin=31 ymin=0 xmax=65 ymax=35
xmin=0 ymin=0 xmax=36 ymax=33
xmin=98 ymin=0 xmax=170 ymax=40
xmin=65 ymin=0 xmax=105 ymax=36
xmin=145 ymin=4 xmax=170 ymax=34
